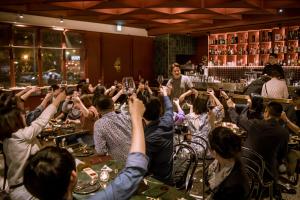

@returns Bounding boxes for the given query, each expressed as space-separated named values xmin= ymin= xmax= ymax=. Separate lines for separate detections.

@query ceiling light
xmin=116 ymin=24 xmax=122 ymax=32
xmin=52 ymin=26 xmax=64 ymax=31
xmin=60 ymin=17 xmax=64 ymax=23
xmin=18 ymin=14 xmax=24 ymax=19
xmin=278 ymin=9 xmax=283 ymax=14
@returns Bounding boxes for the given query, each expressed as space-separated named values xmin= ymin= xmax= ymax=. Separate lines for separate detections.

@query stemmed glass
xmin=122 ymin=77 xmax=135 ymax=95
xmin=157 ymin=75 xmax=164 ymax=86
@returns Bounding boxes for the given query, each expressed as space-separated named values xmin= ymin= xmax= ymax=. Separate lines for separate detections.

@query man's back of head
xmin=265 ymin=101 xmax=283 ymax=119
xmin=94 ymin=95 xmax=114 ymax=113
xmin=24 ymin=146 xmax=76 ymax=200
xmin=143 ymin=97 xmax=161 ymax=121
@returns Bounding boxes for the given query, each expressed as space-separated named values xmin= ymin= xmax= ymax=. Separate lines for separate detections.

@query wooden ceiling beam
xmin=244 ymin=0 xmax=264 ymax=8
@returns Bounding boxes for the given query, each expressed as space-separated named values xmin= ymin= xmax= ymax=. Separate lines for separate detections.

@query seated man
xmin=143 ymin=86 xmax=174 ymax=185
xmin=228 ymin=101 xmax=289 ymax=198
xmin=23 ymin=96 xmax=148 ymax=200
xmin=93 ymin=95 xmax=132 ymax=163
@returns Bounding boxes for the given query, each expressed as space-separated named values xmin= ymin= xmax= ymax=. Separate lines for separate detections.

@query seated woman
xmin=206 ymin=126 xmax=249 ymax=200
xmin=0 ymin=90 xmax=66 ymax=200
xmin=184 ymin=89 xmax=224 ymax=155
xmin=65 ymin=94 xmax=99 ymax=146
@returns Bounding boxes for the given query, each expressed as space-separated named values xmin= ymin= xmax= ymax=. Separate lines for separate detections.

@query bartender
xmin=166 ymin=63 xmax=194 ymax=102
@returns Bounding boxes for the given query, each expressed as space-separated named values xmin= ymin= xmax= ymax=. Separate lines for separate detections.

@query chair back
xmin=186 ymin=140 xmax=207 ymax=198
xmin=241 ymin=147 xmax=265 ymax=177
xmin=172 ymin=143 xmax=198 ymax=192
xmin=241 ymin=147 xmax=273 ymax=200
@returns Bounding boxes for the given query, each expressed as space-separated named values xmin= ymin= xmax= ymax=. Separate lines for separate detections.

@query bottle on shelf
xmin=274 ymin=44 xmax=279 ymax=54
xmin=287 ymin=55 xmax=291 ymax=66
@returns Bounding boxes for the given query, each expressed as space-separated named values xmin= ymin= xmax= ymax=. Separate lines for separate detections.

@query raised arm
xmin=179 ymin=89 xmax=192 ymax=103
xmin=26 ymin=92 xmax=53 ymax=125
xmin=15 ymin=86 xmax=31 ymax=98
xmin=72 ymin=96 xmax=90 ymax=118
xmin=145 ymin=81 xmax=153 ymax=95
xmin=281 ymin=112 xmax=300 ymax=134
xmin=20 ymin=86 xmax=41 ymax=101
xmin=88 ymin=96 xmax=148 ymax=200
xmin=22 ymin=90 xmax=66 ymax=140
xmin=128 ymin=96 xmax=146 ymax=153
xmin=112 ymin=87 xmax=124 ymax=102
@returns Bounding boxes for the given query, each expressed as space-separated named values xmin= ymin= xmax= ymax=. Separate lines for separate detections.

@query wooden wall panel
xmin=84 ymin=32 xmax=101 ymax=85
xmin=195 ymin=35 xmax=208 ymax=64
xmin=133 ymin=36 xmax=154 ymax=81
xmin=101 ymin=33 xmax=132 ymax=84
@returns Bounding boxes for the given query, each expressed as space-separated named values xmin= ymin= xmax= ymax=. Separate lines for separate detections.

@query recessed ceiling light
xmin=116 ymin=24 xmax=122 ymax=32
xmin=278 ymin=8 xmax=283 ymax=13
xmin=18 ymin=14 xmax=24 ymax=19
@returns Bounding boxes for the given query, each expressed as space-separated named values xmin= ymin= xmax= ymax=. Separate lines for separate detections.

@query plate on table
xmin=73 ymin=180 xmax=101 ymax=194
xmin=73 ymin=147 xmax=94 ymax=157
xmin=291 ymin=135 xmax=300 ymax=141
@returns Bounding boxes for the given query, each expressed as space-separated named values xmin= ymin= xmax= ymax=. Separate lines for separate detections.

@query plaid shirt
xmin=93 ymin=111 xmax=131 ymax=163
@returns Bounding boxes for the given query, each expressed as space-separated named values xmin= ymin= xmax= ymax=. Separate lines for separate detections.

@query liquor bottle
xmin=252 ymin=35 xmax=255 ymax=43
xmin=280 ymin=44 xmax=284 ymax=53
xmin=274 ymin=44 xmax=279 ymax=54
xmin=287 ymin=55 xmax=291 ymax=66
xmin=284 ymin=45 xmax=287 ymax=53
xmin=268 ymin=32 xmax=272 ymax=41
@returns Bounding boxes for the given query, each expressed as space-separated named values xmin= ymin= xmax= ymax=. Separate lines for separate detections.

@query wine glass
xmin=122 ymin=77 xmax=135 ymax=95
xmin=157 ymin=75 xmax=164 ymax=86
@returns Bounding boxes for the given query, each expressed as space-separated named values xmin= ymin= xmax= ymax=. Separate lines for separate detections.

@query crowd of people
xmin=0 ymin=62 xmax=299 ymax=200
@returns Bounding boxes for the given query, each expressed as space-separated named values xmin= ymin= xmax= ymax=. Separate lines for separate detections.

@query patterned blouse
xmin=185 ymin=105 xmax=224 ymax=155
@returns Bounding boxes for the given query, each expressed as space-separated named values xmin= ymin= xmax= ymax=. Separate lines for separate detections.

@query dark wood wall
xmin=195 ymin=35 xmax=208 ymax=64
xmin=84 ymin=32 xmax=154 ymax=86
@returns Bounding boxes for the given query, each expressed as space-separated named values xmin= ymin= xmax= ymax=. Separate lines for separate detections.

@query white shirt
xmin=3 ymin=104 xmax=57 ymax=187
xmin=261 ymin=77 xmax=289 ymax=99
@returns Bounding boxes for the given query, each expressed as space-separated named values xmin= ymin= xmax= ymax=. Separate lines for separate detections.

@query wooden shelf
xmin=208 ymin=26 xmax=300 ymax=66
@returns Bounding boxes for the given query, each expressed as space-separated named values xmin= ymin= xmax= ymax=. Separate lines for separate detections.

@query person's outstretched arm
xmin=89 ymin=96 xmax=148 ymax=200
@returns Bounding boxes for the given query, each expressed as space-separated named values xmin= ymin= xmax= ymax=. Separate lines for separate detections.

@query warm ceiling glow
xmin=23 ymin=54 xmax=29 ymax=60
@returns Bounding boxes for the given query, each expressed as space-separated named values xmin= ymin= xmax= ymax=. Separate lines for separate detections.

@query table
xmin=39 ymin=124 xmax=90 ymax=146
xmin=73 ymin=154 xmax=195 ymax=200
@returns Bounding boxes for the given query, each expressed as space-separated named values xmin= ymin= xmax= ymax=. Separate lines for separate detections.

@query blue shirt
xmin=144 ymin=96 xmax=174 ymax=184
xmin=88 ymin=152 xmax=148 ymax=200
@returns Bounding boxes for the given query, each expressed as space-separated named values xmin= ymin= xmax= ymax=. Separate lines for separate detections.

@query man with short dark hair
xmin=228 ymin=101 xmax=289 ymax=198
xmin=143 ymin=86 xmax=174 ymax=185
xmin=166 ymin=63 xmax=193 ymax=101
xmin=23 ymin=96 xmax=148 ymax=200
xmin=230 ymin=102 xmax=289 ymax=178
xmin=93 ymin=95 xmax=131 ymax=162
